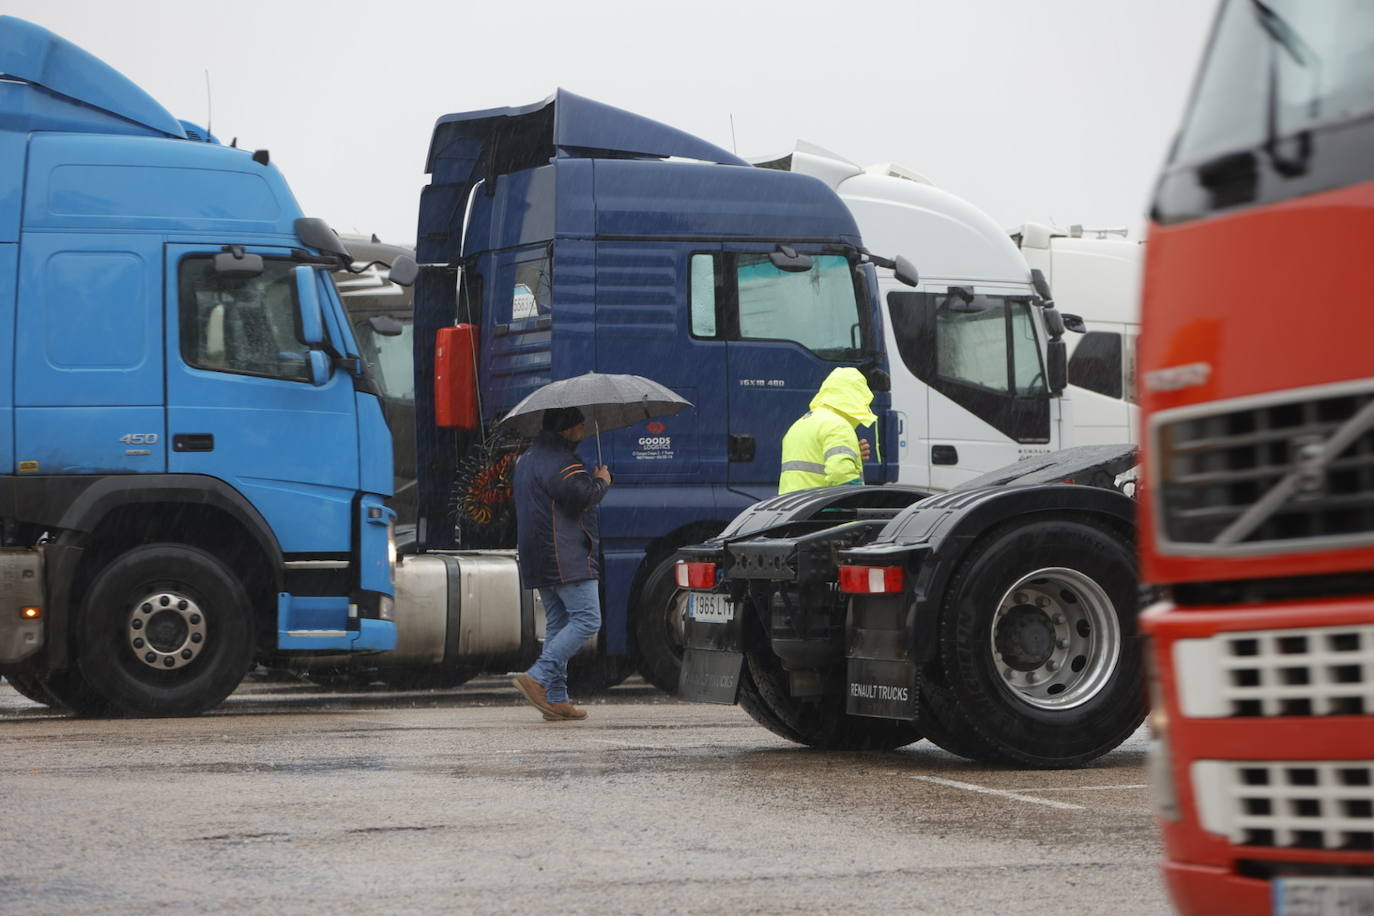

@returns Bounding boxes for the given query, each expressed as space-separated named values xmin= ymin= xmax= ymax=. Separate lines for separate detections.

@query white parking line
xmin=1008 ymin=784 xmax=1149 ymax=793
xmin=909 ymin=774 xmax=1085 ymax=810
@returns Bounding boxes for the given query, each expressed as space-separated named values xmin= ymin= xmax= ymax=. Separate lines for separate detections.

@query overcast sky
xmin=8 ymin=0 xmax=1217 ymax=247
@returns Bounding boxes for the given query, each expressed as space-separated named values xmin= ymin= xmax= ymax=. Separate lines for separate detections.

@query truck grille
xmin=1173 ymin=624 xmax=1374 ymax=718
xmin=1153 ymin=382 xmax=1374 ymax=554
xmin=1192 ymin=761 xmax=1374 ymax=851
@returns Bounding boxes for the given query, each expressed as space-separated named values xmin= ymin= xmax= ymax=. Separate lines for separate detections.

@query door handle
xmin=931 ymin=445 xmax=958 ymax=466
xmin=173 ymin=434 xmax=215 ymax=452
xmin=729 ymin=434 xmax=756 ymax=462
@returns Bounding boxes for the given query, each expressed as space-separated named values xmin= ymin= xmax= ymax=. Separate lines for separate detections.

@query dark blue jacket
xmin=514 ymin=431 xmax=609 ymax=588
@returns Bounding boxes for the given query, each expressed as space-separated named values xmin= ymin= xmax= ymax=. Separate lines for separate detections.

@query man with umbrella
xmin=511 ymin=406 xmax=613 ymax=721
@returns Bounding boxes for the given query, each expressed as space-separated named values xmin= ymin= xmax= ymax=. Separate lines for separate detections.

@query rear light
xmin=674 ymin=561 xmax=717 ymax=590
xmin=838 ymin=565 xmax=905 ymax=594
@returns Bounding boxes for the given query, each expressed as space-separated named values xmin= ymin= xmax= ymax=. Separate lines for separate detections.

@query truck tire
xmin=937 ymin=517 xmax=1145 ymax=768
xmin=737 ymin=605 xmax=922 ymax=751
xmin=633 ymin=553 xmax=689 ymax=694
xmin=3 ymin=673 xmax=58 ymax=708
xmin=568 ymin=653 xmax=637 ymax=695
xmin=40 ymin=666 xmax=111 ymax=716
xmin=76 ymin=544 xmax=255 ymax=717
xmin=916 ymin=675 xmax=1008 ymax=764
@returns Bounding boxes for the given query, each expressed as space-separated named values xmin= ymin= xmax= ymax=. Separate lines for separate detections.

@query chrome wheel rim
xmin=126 ymin=590 xmax=207 ymax=670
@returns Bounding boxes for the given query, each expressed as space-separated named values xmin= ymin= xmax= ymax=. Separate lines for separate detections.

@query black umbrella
xmin=498 ymin=372 xmax=693 ymax=462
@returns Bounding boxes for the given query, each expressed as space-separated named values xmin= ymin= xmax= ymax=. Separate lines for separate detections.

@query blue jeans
xmin=528 ymin=579 xmax=601 ymax=703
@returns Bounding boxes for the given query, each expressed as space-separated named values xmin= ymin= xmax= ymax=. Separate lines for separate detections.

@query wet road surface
xmin=0 ymin=676 xmax=1167 ymax=915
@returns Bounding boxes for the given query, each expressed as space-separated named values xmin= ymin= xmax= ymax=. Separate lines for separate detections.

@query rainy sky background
xmin=8 ymin=0 xmax=1217 ymax=247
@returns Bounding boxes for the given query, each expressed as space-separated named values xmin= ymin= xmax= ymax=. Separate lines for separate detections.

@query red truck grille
xmin=1153 ymin=382 xmax=1374 ymax=555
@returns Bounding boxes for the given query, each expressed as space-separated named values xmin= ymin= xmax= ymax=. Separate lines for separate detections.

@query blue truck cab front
xmin=0 ymin=17 xmax=395 ymax=715
xmin=414 ymin=91 xmax=897 ymax=691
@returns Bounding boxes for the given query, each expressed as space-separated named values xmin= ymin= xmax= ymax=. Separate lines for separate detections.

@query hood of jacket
xmin=809 ymin=367 xmax=876 ymax=428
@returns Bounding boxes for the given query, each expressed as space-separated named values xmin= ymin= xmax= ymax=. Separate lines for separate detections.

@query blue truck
xmin=0 ymin=18 xmax=405 ymax=714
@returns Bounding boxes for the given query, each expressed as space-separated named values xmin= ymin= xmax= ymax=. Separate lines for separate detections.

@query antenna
xmin=729 ymin=114 xmax=737 ymax=155
xmin=204 ymin=69 xmax=213 ymax=140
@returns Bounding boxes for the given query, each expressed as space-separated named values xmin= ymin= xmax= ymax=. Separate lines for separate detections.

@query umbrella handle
xmin=595 ymin=418 xmax=602 ymax=465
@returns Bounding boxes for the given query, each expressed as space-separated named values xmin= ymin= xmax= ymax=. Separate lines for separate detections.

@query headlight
xmin=387 ymin=521 xmax=397 ymax=585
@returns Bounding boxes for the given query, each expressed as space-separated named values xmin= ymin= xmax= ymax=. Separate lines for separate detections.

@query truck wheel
xmin=568 ymin=653 xmax=637 ymax=695
xmin=633 ymin=553 xmax=691 ymax=694
xmin=938 ymin=518 xmax=1145 ymax=768
xmin=3 ymin=673 xmax=58 ymax=707
xmin=737 ymin=606 xmax=921 ymax=751
xmin=76 ymin=544 xmax=255 ymax=717
xmin=916 ymin=675 xmax=1008 ymax=764
xmin=39 ymin=666 xmax=111 ymax=716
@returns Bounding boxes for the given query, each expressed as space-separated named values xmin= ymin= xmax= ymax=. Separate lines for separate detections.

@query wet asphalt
xmin=0 ymin=676 xmax=1167 ymax=915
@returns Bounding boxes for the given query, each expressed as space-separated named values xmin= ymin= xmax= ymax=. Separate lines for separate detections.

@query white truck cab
xmin=755 ymin=144 xmax=1067 ymax=489
xmin=1013 ymin=223 xmax=1142 ymax=445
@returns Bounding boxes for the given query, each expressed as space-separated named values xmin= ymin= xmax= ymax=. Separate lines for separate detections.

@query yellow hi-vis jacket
xmin=778 ymin=367 xmax=877 ymax=495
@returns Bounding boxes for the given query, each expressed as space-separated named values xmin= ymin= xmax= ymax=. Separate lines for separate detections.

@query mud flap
xmin=845 ymin=657 xmax=918 ymax=720
xmin=677 ymin=593 xmax=743 ymax=704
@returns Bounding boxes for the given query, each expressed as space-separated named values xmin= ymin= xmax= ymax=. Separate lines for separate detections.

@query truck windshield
xmin=737 ymin=253 xmax=866 ymax=360
xmin=1173 ymin=0 xmax=1374 ymax=162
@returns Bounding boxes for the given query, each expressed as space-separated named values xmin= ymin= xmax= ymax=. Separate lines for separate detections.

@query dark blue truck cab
xmin=0 ymin=18 xmax=397 ymax=714
xmin=408 ymin=91 xmax=900 ymax=691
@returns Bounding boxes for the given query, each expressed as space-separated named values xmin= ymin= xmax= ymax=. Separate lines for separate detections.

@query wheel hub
xmin=126 ymin=591 xmax=206 ymax=670
xmin=988 ymin=568 xmax=1121 ymax=710
xmin=994 ymin=605 xmax=1056 ymax=670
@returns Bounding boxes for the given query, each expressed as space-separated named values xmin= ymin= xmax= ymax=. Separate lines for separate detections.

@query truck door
xmin=722 ymin=249 xmax=875 ymax=501
xmin=887 ymin=290 xmax=1053 ymax=490
xmin=164 ymin=245 xmax=360 ymax=552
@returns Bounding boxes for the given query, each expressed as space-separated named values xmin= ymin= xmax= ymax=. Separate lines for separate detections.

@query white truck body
xmin=1014 ymin=223 xmax=1142 ymax=445
xmin=757 ymin=144 xmax=1067 ymax=490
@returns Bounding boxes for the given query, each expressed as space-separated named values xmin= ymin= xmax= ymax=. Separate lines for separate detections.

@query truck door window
xmin=1010 ymin=303 xmax=1047 ymax=395
xmin=510 ymin=255 xmax=552 ymax=321
xmin=735 ymin=253 xmax=864 ymax=360
xmin=178 ymin=257 xmax=311 ymax=382
xmin=689 ymin=253 xmax=717 ymax=337
xmin=354 ymin=318 xmax=416 ymax=402
xmin=1068 ymin=330 xmax=1124 ymax=399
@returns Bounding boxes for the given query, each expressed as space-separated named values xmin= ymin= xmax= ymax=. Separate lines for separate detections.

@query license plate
xmin=1275 ymin=877 xmax=1374 ymax=916
xmin=688 ymin=592 xmax=733 ymax=623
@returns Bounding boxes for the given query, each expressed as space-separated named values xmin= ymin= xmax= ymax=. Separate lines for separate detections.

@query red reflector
xmin=674 ymin=561 xmax=717 ymax=590
xmin=838 ymin=565 xmax=904 ymax=594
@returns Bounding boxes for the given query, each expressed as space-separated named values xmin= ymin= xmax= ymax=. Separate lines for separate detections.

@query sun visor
xmin=419 ymin=89 xmax=746 ymax=263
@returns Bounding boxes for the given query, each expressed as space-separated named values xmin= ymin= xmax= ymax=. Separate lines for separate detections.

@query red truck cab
xmin=1140 ymin=2 xmax=1374 ymax=913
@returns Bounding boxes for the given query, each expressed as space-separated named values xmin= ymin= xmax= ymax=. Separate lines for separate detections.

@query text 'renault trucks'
xmin=1139 ymin=2 xmax=1374 ymax=912
xmin=0 ymin=18 xmax=404 ymax=714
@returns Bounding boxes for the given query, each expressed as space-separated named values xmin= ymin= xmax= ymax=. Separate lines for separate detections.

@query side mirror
xmin=367 ymin=315 xmax=406 ymax=337
xmin=294 ymin=217 xmax=351 ymax=259
xmin=1042 ymin=307 xmax=1066 ymax=338
xmin=213 ymin=247 xmax=263 ymax=279
xmin=1047 ymin=338 xmax=1067 ymax=394
xmin=1030 ymin=267 xmax=1053 ymax=302
xmin=387 ymin=255 xmax=419 ymax=287
xmin=892 ymin=255 xmax=919 ymax=288
xmin=769 ymin=244 xmax=813 ymax=273
xmin=308 ymin=350 xmax=331 ymax=387
xmin=293 ymin=265 xmax=325 ymax=348
xmin=1062 ymin=312 xmax=1087 ymax=334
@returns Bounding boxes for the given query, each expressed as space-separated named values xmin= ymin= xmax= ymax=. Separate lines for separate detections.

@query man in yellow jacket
xmin=778 ymin=367 xmax=876 ymax=494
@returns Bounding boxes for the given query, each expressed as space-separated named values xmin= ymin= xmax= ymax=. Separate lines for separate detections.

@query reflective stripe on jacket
xmin=778 ymin=406 xmax=863 ymax=493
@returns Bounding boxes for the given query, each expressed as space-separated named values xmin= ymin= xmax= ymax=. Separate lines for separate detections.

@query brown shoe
xmin=512 ymin=674 xmax=557 ymax=716
xmin=542 ymin=701 xmax=589 ymax=721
